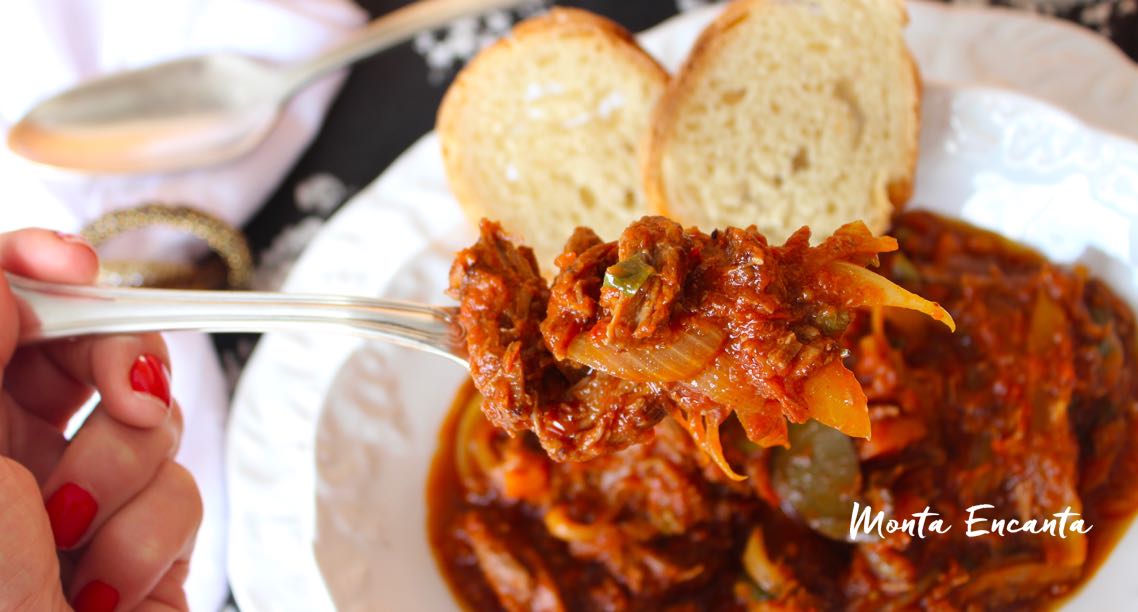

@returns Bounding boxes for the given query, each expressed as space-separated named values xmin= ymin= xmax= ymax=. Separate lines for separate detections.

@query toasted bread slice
xmin=438 ymin=8 xmax=669 ymax=271
xmin=643 ymin=0 xmax=919 ymax=241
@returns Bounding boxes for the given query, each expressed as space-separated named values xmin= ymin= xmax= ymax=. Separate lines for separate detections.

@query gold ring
xmin=81 ymin=203 xmax=253 ymax=290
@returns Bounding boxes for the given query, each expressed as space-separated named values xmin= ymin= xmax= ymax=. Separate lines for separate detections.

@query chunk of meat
xmin=448 ymin=220 xmax=554 ymax=433
xmin=461 ymin=513 xmax=565 ymax=612
xmin=543 ymin=230 xmax=617 ymax=360
xmin=539 ymin=420 xmax=752 ymax=596
xmin=533 ymin=372 xmax=671 ymax=462
xmin=599 ymin=216 xmax=695 ymax=343
xmin=450 ymin=221 xmax=668 ymax=461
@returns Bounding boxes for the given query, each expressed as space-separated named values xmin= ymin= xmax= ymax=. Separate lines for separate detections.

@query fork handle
xmin=9 ymin=275 xmax=465 ymax=366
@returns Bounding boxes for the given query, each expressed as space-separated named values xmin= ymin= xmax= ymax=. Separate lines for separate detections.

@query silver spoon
xmin=11 ymin=275 xmax=467 ymax=367
xmin=6 ymin=0 xmax=521 ymax=175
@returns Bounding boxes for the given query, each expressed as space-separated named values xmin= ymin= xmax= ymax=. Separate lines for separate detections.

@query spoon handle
xmin=277 ymin=0 xmax=524 ymax=96
xmin=9 ymin=275 xmax=465 ymax=366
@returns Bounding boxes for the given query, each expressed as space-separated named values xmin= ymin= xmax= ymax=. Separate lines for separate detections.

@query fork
xmin=10 ymin=275 xmax=466 ymax=367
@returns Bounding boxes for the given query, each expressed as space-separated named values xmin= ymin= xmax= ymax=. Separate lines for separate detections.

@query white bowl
xmin=228 ymin=6 xmax=1138 ymax=612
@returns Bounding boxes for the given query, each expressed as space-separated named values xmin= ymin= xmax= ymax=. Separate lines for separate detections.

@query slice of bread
xmin=642 ymin=0 xmax=919 ymax=241
xmin=438 ymin=8 xmax=669 ymax=272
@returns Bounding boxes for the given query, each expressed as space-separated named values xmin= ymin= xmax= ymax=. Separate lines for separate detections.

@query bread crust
xmin=888 ymin=49 xmax=922 ymax=208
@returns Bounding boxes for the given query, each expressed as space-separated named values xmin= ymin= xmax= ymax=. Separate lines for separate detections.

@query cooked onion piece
xmin=543 ymin=506 xmax=601 ymax=542
xmin=566 ymin=319 xmax=725 ymax=382
xmin=819 ymin=261 xmax=956 ymax=332
xmin=683 ymin=354 xmax=750 ymax=409
xmin=741 ymin=528 xmax=796 ymax=599
xmin=454 ymin=391 xmax=498 ymax=493
xmin=802 ymin=359 xmax=870 ymax=439
xmin=669 ymin=404 xmax=747 ymax=481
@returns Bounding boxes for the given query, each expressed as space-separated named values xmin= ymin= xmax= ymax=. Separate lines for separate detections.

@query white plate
xmin=228 ymin=4 xmax=1138 ymax=611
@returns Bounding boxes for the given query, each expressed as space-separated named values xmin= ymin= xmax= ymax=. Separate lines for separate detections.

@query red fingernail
xmin=54 ymin=231 xmax=97 ymax=254
xmin=45 ymin=482 xmax=98 ymax=548
xmin=73 ymin=580 xmax=119 ymax=612
xmin=130 ymin=353 xmax=171 ymax=407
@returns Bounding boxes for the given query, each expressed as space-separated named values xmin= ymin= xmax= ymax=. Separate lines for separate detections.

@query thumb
xmin=0 ymin=458 xmax=68 ymax=611
xmin=0 ymin=229 xmax=99 ymax=369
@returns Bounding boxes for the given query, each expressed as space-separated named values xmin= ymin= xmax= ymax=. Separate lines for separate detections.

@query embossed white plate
xmin=228 ymin=4 xmax=1138 ymax=611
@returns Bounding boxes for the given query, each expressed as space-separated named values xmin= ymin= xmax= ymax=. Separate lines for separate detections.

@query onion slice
xmin=454 ymin=391 xmax=499 ymax=493
xmin=566 ymin=319 xmax=726 ymax=382
xmin=802 ymin=359 xmax=870 ymax=439
xmin=544 ymin=506 xmax=601 ymax=542
xmin=685 ymin=355 xmax=790 ymax=447
xmin=671 ymin=406 xmax=748 ymax=481
xmin=689 ymin=354 xmax=869 ymax=442
xmin=702 ymin=413 xmax=747 ymax=481
xmin=741 ymin=528 xmax=795 ymax=598
xmin=822 ymin=261 xmax=956 ymax=332
xmin=685 ymin=354 xmax=760 ymax=411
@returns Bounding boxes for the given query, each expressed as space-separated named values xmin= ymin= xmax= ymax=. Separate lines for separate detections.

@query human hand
xmin=0 ymin=229 xmax=202 ymax=612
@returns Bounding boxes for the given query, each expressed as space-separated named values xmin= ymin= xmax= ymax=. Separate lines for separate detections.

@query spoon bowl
xmin=8 ymin=55 xmax=282 ymax=174
xmin=7 ymin=0 xmax=522 ymax=174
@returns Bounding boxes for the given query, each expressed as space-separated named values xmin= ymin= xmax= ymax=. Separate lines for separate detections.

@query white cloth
xmin=0 ymin=1 xmax=366 ymax=610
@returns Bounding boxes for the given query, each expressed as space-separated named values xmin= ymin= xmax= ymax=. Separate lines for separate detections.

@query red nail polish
xmin=130 ymin=353 xmax=171 ymax=407
xmin=73 ymin=580 xmax=119 ymax=612
xmin=45 ymin=482 xmax=98 ymax=548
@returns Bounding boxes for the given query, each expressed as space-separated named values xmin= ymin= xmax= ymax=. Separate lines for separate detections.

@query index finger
xmin=0 ymin=229 xmax=99 ymax=370
xmin=21 ymin=334 xmax=173 ymax=429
